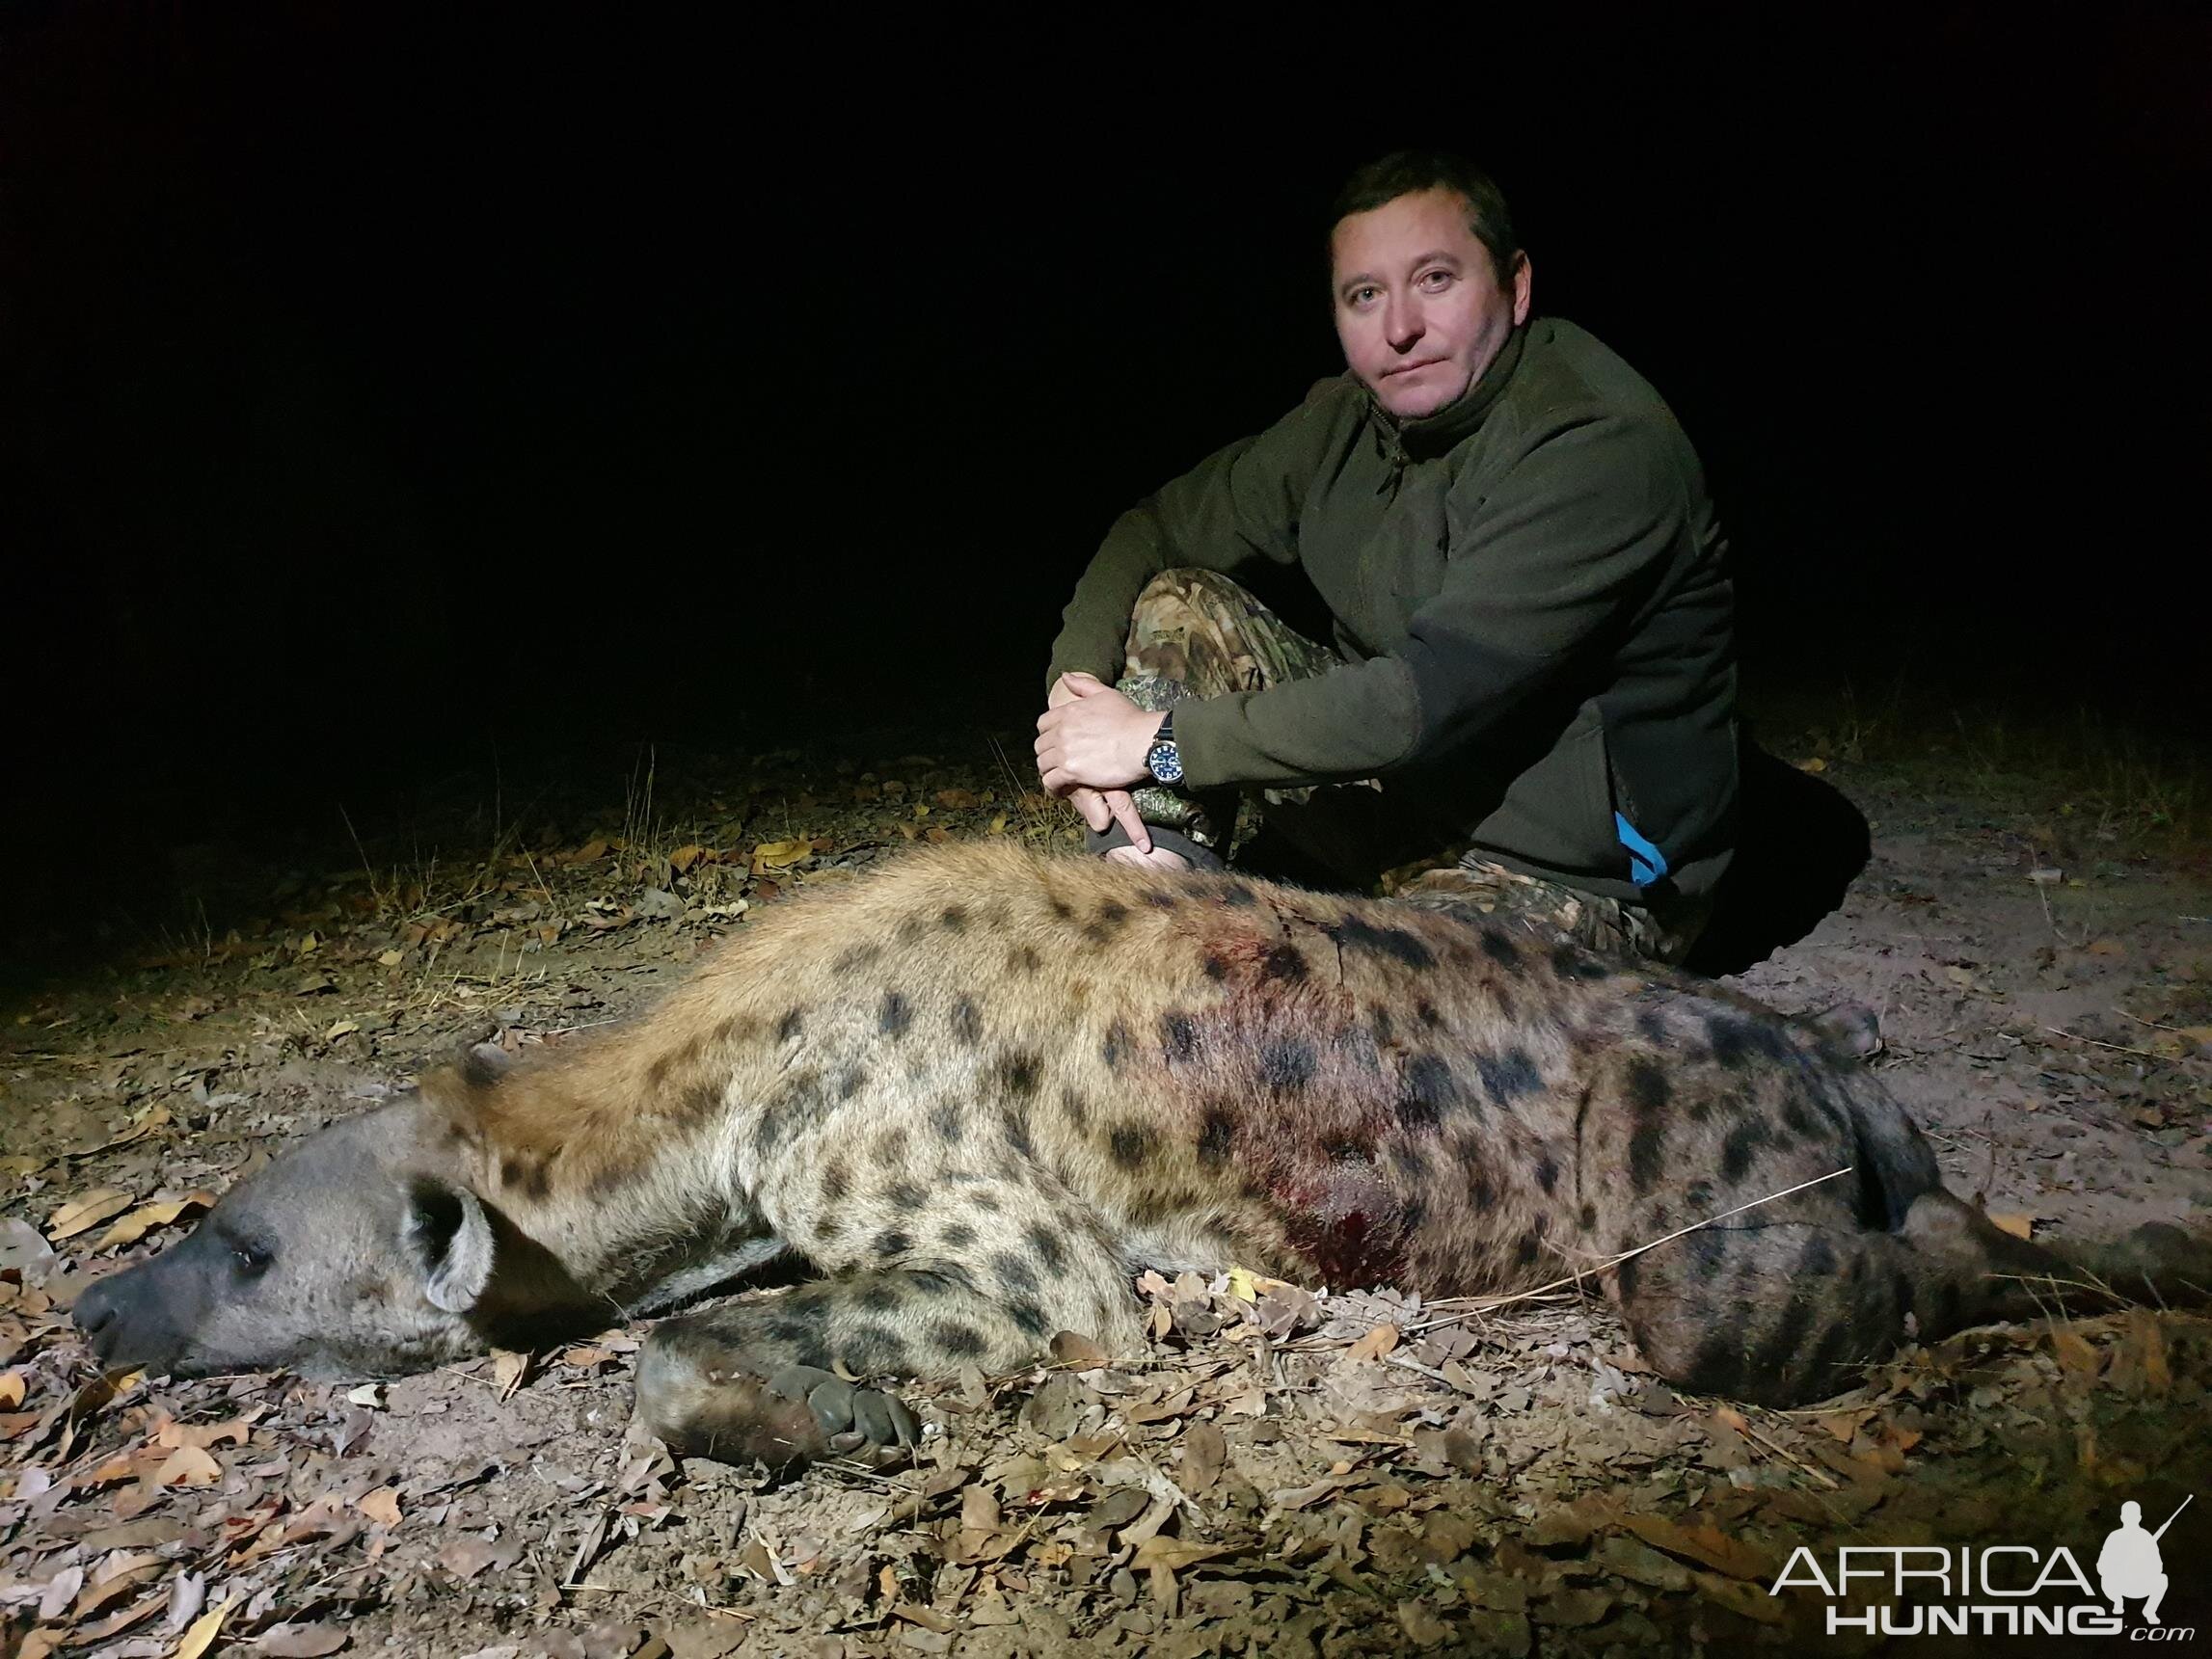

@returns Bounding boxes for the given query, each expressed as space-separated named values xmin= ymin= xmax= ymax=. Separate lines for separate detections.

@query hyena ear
xmin=1800 ymin=1002 xmax=1884 ymax=1061
xmin=404 ymin=1176 xmax=496 ymax=1314
xmin=459 ymin=1042 xmax=516 ymax=1088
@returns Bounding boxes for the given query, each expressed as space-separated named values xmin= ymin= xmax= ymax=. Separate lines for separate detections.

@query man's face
xmin=1331 ymin=186 xmax=1532 ymax=420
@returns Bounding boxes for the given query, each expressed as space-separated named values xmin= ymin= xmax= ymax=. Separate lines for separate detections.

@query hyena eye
xmin=229 ymin=1241 xmax=273 ymax=1279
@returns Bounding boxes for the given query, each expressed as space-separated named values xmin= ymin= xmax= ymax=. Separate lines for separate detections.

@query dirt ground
xmin=4 ymin=706 xmax=2209 ymax=1658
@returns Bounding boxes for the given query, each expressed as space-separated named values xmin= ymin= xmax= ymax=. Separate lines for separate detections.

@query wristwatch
xmin=1144 ymin=711 xmax=1184 ymax=786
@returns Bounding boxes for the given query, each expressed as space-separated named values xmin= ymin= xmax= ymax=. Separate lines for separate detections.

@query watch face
xmin=1146 ymin=742 xmax=1184 ymax=785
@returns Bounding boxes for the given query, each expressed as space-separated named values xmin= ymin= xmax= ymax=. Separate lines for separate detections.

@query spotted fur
xmin=74 ymin=843 xmax=2211 ymax=1467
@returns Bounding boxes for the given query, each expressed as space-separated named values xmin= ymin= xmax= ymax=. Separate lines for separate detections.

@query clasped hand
xmin=1035 ymin=673 xmax=1160 ymax=853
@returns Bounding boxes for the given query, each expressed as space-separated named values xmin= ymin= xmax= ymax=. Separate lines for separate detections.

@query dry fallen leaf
xmin=1180 ymin=1421 xmax=1227 ymax=1496
xmin=356 ymin=1486 xmax=402 ymax=1528
xmin=1225 ymin=1265 xmax=1289 ymax=1302
xmin=93 ymin=1192 xmax=215 ymax=1251
xmin=1397 ymin=1598 xmax=1456 ymax=1646
xmin=2051 ymin=1326 xmax=2102 ymax=1385
xmin=175 ymin=1597 xmax=233 ymax=1659
xmin=1693 ymin=1569 xmax=1787 ymax=1624
xmin=53 ymin=1369 xmax=133 ymax=1463
xmin=1876 ymin=1418 xmax=1925 ymax=1455
xmin=1345 ymin=1322 xmax=1401 ymax=1362
xmin=492 ymin=1349 xmax=530 ymax=1399
xmin=749 ymin=839 xmax=813 ymax=872
xmin=75 ymin=1590 xmax=168 ymax=1643
xmin=892 ymin=1603 xmax=957 ymax=1635
xmin=1131 ymin=1536 xmax=1237 ymax=1571
xmin=1986 ymin=1212 xmax=2036 ymax=1242
xmin=439 ymin=1537 xmax=499 ymax=1582
xmin=1626 ymin=1513 xmax=1776 ymax=1581
xmin=46 ymin=1188 xmax=135 ymax=1242
xmin=155 ymin=1445 xmax=224 ymax=1487
xmin=154 ymin=1409 xmax=257 ymax=1451
xmin=71 ymin=1104 xmax=175 ymax=1159
xmin=37 ymin=1564 xmax=84 ymax=1620
xmin=257 ymin=1623 xmax=349 ymax=1657
xmin=1048 ymin=1330 xmax=1109 ymax=1367
xmin=954 ymin=1484 xmax=1003 ymax=1563
xmin=0 ymin=1372 xmax=24 ymax=1410
xmin=2121 ymin=1310 xmax=2171 ymax=1397
xmin=1815 ymin=1407 xmax=1875 ymax=1443
xmin=70 ymin=1554 xmax=164 ymax=1620
xmin=1275 ymin=1472 xmax=1356 ymax=1511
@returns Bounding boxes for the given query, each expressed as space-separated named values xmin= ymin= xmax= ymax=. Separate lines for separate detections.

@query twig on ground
xmin=2112 ymin=1007 xmax=2189 ymax=1034
xmin=2030 ymin=873 xmax=2069 ymax=945
xmin=1382 ymin=1352 xmax=1456 ymax=1386
xmin=1735 ymin=1420 xmax=1841 ymax=1491
xmin=562 ymin=1505 xmax=614 ymax=1587
xmin=2041 ymin=1026 xmax=2197 ymax=1065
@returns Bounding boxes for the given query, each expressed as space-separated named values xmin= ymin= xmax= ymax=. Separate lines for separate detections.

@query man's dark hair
xmin=1328 ymin=151 xmax=1521 ymax=288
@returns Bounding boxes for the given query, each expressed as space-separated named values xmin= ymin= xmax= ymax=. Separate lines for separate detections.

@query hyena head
xmin=73 ymin=1087 xmax=582 ymax=1380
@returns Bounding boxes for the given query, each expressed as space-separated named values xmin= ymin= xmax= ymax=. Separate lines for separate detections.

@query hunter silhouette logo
xmin=1770 ymin=1491 xmax=2197 ymax=1639
xmin=2098 ymin=1496 xmax=2189 ymax=1628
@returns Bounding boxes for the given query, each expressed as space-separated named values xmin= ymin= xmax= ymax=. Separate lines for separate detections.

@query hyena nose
xmin=72 ymin=1276 xmax=121 ymax=1352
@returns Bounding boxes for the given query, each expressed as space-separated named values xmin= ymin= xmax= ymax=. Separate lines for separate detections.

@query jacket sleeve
xmin=1043 ymin=383 xmax=1344 ymax=692
xmin=1173 ymin=412 xmax=1686 ymax=789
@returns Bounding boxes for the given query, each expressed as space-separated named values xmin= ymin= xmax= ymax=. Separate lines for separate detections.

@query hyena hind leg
xmin=1609 ymin=1214 xmax=1930 ymax=1408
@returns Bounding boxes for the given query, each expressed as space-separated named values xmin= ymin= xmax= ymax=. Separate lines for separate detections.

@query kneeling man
xmin=1035 ymin=151 xmax=1737 ymax=964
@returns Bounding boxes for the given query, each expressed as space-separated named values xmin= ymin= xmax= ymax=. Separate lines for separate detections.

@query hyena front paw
xmin=767 ymin=1364 xmax=919 ymax=1456
xmin=631 ymin=1325 xmax=918 ymax=1468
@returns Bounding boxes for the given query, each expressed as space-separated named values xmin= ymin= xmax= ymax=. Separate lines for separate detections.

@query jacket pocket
xmin=1481 ymin=698 xmax=1622 ymax=881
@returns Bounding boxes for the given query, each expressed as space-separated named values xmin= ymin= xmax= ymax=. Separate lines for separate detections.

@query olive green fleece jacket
xmin=1046 ymin=316 xmax=1738 ymax=906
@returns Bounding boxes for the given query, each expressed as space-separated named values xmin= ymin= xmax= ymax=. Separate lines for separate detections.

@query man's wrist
xmin=1143 ymin=709 xmax=1185 ymax=786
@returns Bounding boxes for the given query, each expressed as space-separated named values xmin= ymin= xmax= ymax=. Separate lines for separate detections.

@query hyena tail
xmin=1614 ymin=1048 xmax=2210 ymax=1405
xmin=1619 ymin=1191 xmax=2212 ymax=1409
xmin=1833 ymin=1068 xmax=2212 ymax=1347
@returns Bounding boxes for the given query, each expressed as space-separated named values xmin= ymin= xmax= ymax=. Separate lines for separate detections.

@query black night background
xmin=5 ymin=6 xmax=2206 ymax=961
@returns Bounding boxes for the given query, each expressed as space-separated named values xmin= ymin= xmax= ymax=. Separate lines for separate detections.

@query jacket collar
xmin=1369 ymin=322 xmax=1528 ymax=468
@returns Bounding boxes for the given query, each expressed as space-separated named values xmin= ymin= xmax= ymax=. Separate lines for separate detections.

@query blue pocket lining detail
xmin=1614 ymin=812 xmax=1669 ymax=889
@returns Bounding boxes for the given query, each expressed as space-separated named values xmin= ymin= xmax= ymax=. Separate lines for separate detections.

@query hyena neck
xmin=416 ymin=997 xmax=781 ymax=1301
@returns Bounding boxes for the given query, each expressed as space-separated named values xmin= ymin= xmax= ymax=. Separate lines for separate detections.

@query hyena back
xmin=74 ymin=842 xmax=2208 ymax=1466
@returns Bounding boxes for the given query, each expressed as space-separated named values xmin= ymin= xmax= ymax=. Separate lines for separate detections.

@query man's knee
xmin=1136 ymin=567 xmax=1251 ymax=604
xmin=1130 ymin=568 xmax=1254 ymax=637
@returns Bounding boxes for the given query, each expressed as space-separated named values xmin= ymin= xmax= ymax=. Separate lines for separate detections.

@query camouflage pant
xmin=1108 ymin=568 xmax=1701 ymax=964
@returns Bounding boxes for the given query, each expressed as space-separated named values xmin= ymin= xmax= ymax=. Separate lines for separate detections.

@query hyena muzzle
xmin=73 ymin=842 xmax=2211 ymax=1467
